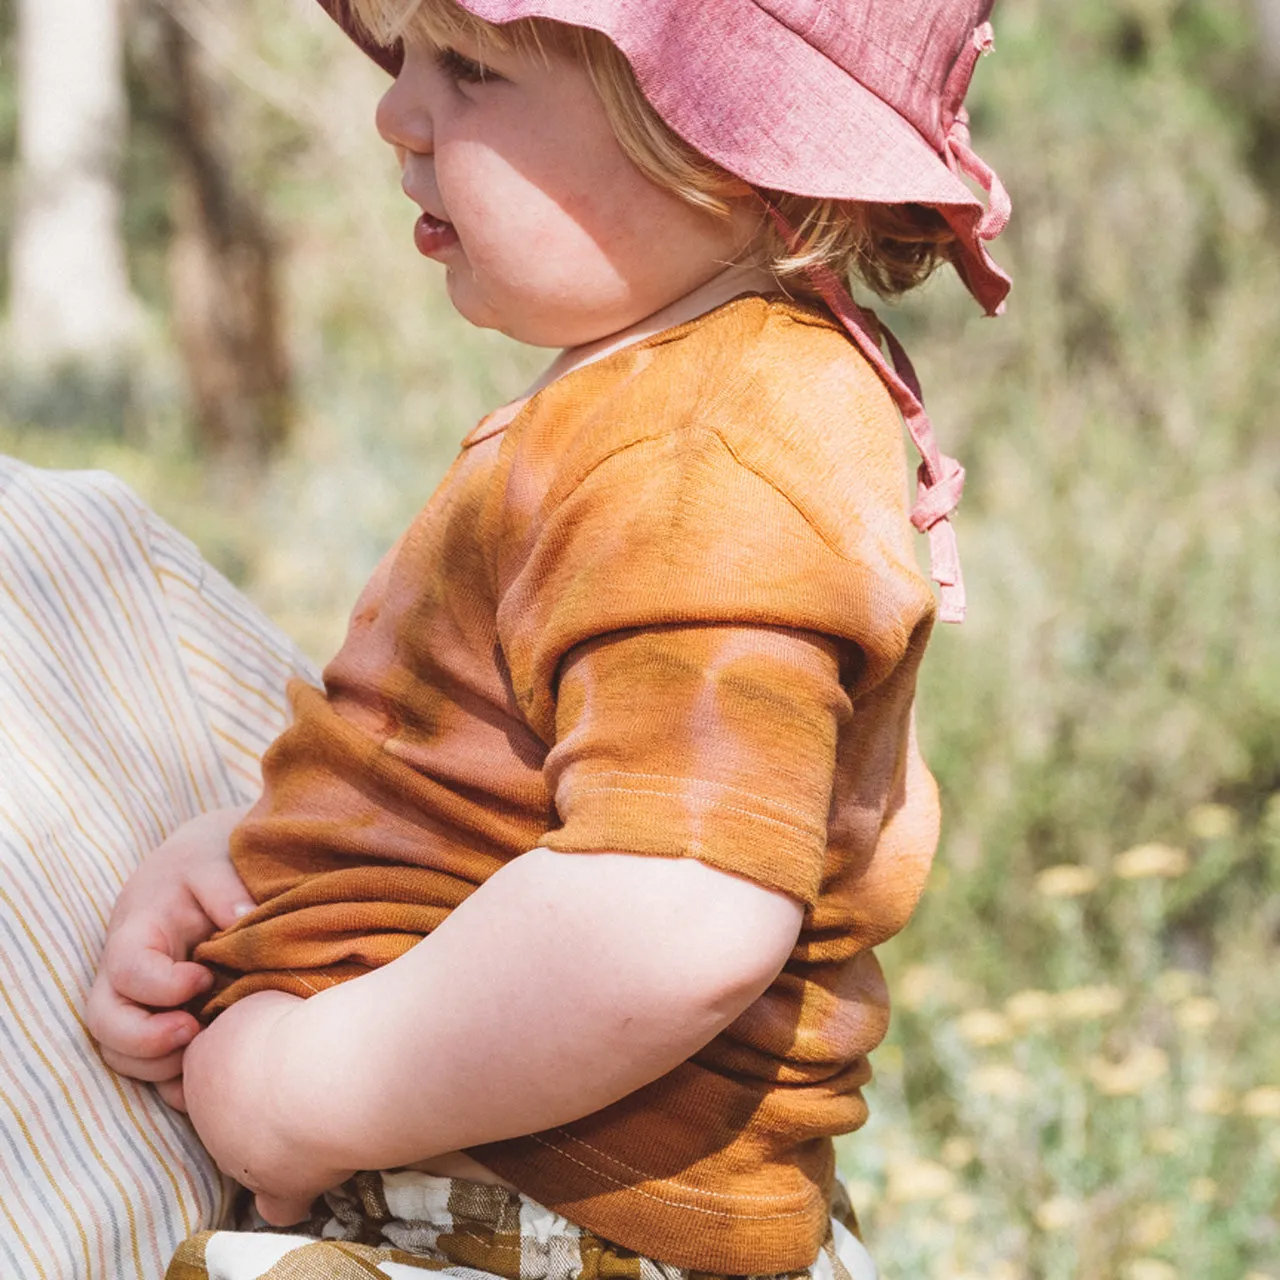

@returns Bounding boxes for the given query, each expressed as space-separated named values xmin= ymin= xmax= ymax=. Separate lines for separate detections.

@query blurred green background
xmin=2 ymin=1 xmax=1278 ymax=1276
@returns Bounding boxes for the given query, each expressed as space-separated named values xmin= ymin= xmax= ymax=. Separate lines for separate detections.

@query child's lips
xmin=414 ymin=212 xmax=460 ymax=259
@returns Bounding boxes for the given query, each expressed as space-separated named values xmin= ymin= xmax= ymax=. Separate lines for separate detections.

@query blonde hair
xmin=349 ymin=0 xmax=959 ymax=300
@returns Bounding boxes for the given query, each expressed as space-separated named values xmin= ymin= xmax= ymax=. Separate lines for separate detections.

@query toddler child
xmin=84 ymin=1 xmax=1012 ymax=1277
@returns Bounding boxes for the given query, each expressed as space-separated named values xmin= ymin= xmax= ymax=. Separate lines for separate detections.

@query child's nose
xmin=375 ymin=77 xmax=434 ymax=157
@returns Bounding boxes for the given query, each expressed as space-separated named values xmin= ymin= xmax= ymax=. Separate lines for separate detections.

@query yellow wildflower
xmin=1005 ymin=988 xmax=1056 ymax=1027
xmin=1034 ymin=864 xmax=1099 ymax=897
xmin=1242 ymin=1086 xmax=1280 ymax=1118
xmin=971 ymin=1063 xmax=1030 ymax=1100
xmin=1054 ymin=984 xmax=1125 ymax=1020
xmin=957 ymin=1008 xmax=1015 ymax=1047
xmin=1129 ymin=1203 xmax=1174 ymax=1249
xmin=1188 ymin=1084 xmax=1235 ymax=1116
xmin=1187 ymin=803 xmax=1237 ymax=840
xmin=1175 ymin=996 xmax=1221 ymax=1033
xmin=1033 ymin=1195 xmax=1081 ymax=1231
xmin=1087 ymin=1045 xmax=1169 ymax=1095
xmin=981 ymin=1264 xmax=1023 ymax=1280
xmin=1124 ymin=1261 xmax=1177 ymax=1280
xmin=1152 ymin=969 xmax=1203 ymax=1002
xmin=942 ymin=1192 xmax=978 ymax=1225
xmin=884 ymin=1156 xmax=954 ymax=1203
xmin=896 ymin=964 xmax=938 ymax=1011
xmin=941 ymin=1136 xmax=976 ymax=1168
xmin=1114 ymin=843 xmax=1189 ymax=879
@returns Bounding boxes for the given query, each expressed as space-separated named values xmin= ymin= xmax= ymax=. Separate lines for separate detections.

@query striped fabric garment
xmin=0 ymin=457 xmax=316 ymax=1280
xmin=167 ymin=1172 xmax=878 ymax=1280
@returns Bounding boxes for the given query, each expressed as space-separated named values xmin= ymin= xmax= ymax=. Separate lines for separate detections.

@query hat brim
xmin=317 ymin=0 xmax=1010 ymax=314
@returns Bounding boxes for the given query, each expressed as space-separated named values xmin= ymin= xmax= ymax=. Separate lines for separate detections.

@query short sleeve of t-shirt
xmin=492 ymin=300 xmax=937 ymax=905
xmin=543 ymin=622 xmax=847 ymax=904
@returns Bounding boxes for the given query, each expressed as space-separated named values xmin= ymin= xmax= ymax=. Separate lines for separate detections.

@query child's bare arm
xmin=86 ymin=804 xmax=256 ymax=1109
xmin=181 ymin=846 xmax=803 ymax=1223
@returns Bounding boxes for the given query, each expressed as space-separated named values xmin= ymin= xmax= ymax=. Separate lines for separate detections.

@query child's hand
xmin=180 ymin=990 xmax=354 ymax=1226
xmin=87 ymin=805 xmax=254 ymax=1109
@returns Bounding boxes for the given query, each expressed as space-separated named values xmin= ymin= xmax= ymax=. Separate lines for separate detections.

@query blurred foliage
xmin=838 ymin=1 xmax=1280 ymax=1276
xmin=2 ymin=0 xmax=1279 ymax=1276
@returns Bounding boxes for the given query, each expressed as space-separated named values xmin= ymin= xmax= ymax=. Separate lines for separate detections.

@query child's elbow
xmin=621 ymin=855 xmax=806 ymax=1024
xmin=514 ymin=848 xmax=804 ymax=1031
xmin=689 ymin=875 xmax=805 ymax=1020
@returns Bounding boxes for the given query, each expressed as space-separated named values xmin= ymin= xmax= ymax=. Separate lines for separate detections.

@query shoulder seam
xmin=707 ymin=427 xmax=853 ymax=563
xmin=517 ymin=301 xmax=896 ymax=572
xmin=547 ymin=318 xmax=764 ymax=508
xmin=544 ymin=422 xmax=856 ymax=571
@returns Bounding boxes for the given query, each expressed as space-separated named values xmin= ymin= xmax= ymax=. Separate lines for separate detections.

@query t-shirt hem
xmin=542 ymin=772 xmax=827 ymax=906
xmin=467 ymin=1133 xmax=830 ymax=1274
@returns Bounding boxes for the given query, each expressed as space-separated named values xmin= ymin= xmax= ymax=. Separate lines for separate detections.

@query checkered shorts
xmin=166 ymin=1173 xmax=877 ymax=1280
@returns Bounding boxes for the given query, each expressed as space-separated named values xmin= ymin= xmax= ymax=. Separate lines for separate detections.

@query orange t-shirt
xmin=196 ymin=294 xmax=940 ymax=1273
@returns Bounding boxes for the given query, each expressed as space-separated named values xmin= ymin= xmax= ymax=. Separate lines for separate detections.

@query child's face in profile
xmin=377 ymin=32 xmax=760 ymax=350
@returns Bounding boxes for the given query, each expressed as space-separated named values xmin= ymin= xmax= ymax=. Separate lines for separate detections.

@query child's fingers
xmin=86 ymin=978 xmax=200 ymax=1065
xmin=89 ymin=989 xmax=198 ymax=1065
xmin=186 ymin=856 xmax=256 ymax=934
xmin=156 ymin=1076 xmax=187 ymax=1112
xmin=98 ymin=1041 xmax=188 ymax=1084
xmin=106 ymin=937 xmax=214 ymax=1009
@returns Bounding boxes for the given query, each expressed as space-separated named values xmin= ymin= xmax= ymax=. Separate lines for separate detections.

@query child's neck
xmin=526 ymin=262 xmax=784 ymax=398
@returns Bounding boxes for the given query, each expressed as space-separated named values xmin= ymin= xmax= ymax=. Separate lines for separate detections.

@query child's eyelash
xmin=435 ymin=47 xmax=493 ymax=84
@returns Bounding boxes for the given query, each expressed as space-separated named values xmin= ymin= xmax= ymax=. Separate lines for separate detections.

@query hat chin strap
xmin=763 ymin=202 xmax=968 ymax=624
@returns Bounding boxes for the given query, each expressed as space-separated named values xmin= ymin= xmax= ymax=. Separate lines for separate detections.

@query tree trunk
xmin=155 ymin=6 xmax=292 ymax=474
xmin=1259 ymin=0 xmax=1280 ymax=81
xmin=7 ymin=0 xmax=137 ymax=371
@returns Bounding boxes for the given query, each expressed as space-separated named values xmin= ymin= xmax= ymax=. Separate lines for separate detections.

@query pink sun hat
xmin=317 ymin=0 xmax=1012 ymax=317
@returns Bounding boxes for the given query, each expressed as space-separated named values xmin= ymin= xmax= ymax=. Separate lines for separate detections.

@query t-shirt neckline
xmin=459 ymin=291 xmax=826 ymax=450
